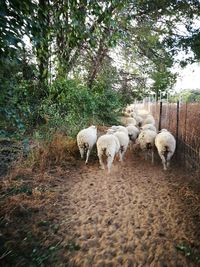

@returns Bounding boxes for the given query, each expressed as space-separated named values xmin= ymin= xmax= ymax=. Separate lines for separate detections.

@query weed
xmin=66 ymin=242 xmax=81 ymax=252
xmin=176 ymin=243 xmax=200 ymax=266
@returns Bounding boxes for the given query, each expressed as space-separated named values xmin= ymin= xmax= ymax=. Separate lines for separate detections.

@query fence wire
xmin=142 ymin=100 xmax=200 ymax=173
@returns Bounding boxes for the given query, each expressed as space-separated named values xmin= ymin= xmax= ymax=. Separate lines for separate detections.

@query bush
xmin=40 ymin=79 xmax=94 ymax=136
xmin=0 ymin=80 xmax=39 ymax=136
xmin=1 ymin=75 xmax=123 ymax=139
xmin=40 ymin=78 xmax=122 ymax=137
xmin=93 ymin=87 xmax=122 ymax=125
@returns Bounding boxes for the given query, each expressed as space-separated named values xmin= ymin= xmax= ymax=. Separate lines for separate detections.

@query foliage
xmin=40 ymin=78 xmax=122 ymax=137
xmin=93 ymin=86 xmax=122 ymax=125
xmin=150 ymin=68 xmax=177 ymax=100
xmin=39 ymin=79 xmax=92 ymax=136
xmin=0 ymin=48 xmax=39 ymax=134
xmin=171 ymin=89 xmax=200 ymax=102
xmin=1 ymin=0 xmax=200 ymax=138
xmin=176 ymin=243 xmax=200 ymax=266
xmin=0 ymin=0 xmax=36 ymax=55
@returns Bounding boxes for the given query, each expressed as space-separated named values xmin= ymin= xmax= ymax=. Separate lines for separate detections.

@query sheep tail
xmin=164 ymin=146 xmax=169 ymax=158
xmin=102 ymin=147 xmax=107 ymax=155
xmin=146 ymin=143 xmax=152 ymax=150
xmin=83 ymin=143 xmax=89 ymax=150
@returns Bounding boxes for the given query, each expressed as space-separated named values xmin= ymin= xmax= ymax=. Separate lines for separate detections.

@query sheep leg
xmin=151 ymin=150 xmax=154 ymax=165
xmin=98 ymin=154 xmax=105 ymax=170
xmin=166 ymin=151 xmax=173 ymax=168
xmin=118 ymin=151 xmax=123 ymax=162
xmin=145 ymin=151 xmax=148 ymax=161
xmin=85 ymin=147 xmax=91 ymax=164
xmin=121 ymin=146 xmax=127 ymax=161
xmin=79 ymin=147 xmax=84 ymax=159
xmin=119 ymin=147 xmax=124 ymax=162
xmin=128 ymin=140 xmax=133 ymax=151
xmin=159 ymin=153 xmax=167 ymax=170
xmin=107 ymin=155 xmax=114 ymax=173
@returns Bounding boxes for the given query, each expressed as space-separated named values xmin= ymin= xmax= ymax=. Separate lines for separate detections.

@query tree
xmin=33 ymin=0 xmax=50 ymax=94
xmin=51 ymin=0 xmax=127 ymax=78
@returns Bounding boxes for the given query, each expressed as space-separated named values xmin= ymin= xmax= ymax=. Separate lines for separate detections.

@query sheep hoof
xmin=99 ymin=165 xmax=105 ymax=170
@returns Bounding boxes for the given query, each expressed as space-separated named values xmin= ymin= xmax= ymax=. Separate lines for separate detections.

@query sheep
xmin=137 ymin=129 xmax=157 ymax=164
xmin=125 ymin=104 xmax=135 ymax=114
xmin=143 ymin=114 xmax=155 ymax=125
xmin=111 ymin=125 xmax=128 ymax=135
xmin=129 ymin=112 xmax=143 ymax=127
xmin=119 ymin=116 xmax=137 ymax=126
xmin=136 ymin=109 xmax=150 ymax=121
xmin=125 ymin=117 xmax=137 ymax=126
xmin=76 ymin=125 xmax=97 ymax=164
xmin=126 ymin=125 xmax=140 ymax=142
xmin=130 ymin=111 xmax=138 ymax=118
xmin=141 ymin=123 xmax=157 ymax=133
xmin=96 ymin=134 xmax=120 ymax=173
xmin=107 ymin=129 xmax=129 ymax=161
xmin=134 ymin=115 xmax=143 ymax=127
xmin=155 ymin=129 xmax=176 ymax=170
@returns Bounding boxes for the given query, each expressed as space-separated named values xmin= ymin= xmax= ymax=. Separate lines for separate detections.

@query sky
xmin=173 ymin=62 xmax=200 ymax=92
xmin=172 ymin=19 xmax=200 ymax=92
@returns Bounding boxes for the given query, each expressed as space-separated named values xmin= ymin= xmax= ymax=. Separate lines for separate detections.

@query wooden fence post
xmin=158 ymin=101 xmax=162 ymax=131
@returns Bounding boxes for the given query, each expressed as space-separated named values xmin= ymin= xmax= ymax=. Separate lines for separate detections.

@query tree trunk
xmin=87 ymin=37 xmax=108 ymax=89
xmin=36 ymin=0 xmax=50 ymax=96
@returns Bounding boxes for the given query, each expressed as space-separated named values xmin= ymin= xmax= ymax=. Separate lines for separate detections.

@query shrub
xmin=40 ymin=78 xmax=122 ymax=136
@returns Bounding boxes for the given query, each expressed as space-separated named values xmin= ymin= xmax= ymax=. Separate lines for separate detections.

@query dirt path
xmin=47 ymin=151 xmax=200 ymax=267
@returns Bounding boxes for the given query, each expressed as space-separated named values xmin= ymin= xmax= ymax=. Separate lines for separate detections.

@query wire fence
xmin=142 ymin=99 xmax=200 ymax=173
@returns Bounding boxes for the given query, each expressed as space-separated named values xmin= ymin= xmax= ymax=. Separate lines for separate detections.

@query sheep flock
xmin=77 ymin=104 xmax=176 ymax=173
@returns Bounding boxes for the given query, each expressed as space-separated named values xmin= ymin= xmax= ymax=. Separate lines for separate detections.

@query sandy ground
xmin=44 ymin=150 xmax=200 ymax=267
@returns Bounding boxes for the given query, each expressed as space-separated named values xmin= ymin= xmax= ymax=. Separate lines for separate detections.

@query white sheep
xmin=96 ymin=134 xmax=120 ymax=173
xmin=119 ymin=116 xmax=137 ymax=126
xmin=143 ymin=114 xmax=155 ymax=125
xmin=137 ymin=109 xmax=150 ymax=120
xmin=129 ymin=111 xmax=143 ymax=127
xmin=125 ymin=104 xmax=135 ymax=114
xmin=134 ymin=115 xmax=143 ymax=127
xmin=137 ymin=129 xmax=157 ymax=164
xmin=125 ymin=117 xmax=137 ymax=126
xmin=76 ymin=125 xmax=97 ymax=164
xmin=155 ymin=129 xmax=176 ymax=170
xmin=141 ymin=123 xmax=157 ymax=133
xmin=111 ymin=125 xmax=128 ymax=135
xmin=126 ymin=125 xmax=140 ymax=142
xmin=107 ymin=129 xmax=129 ymax=161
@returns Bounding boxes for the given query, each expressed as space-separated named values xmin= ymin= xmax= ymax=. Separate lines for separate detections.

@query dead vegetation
xmin=0 ymin=132 xmax=81 ymax=266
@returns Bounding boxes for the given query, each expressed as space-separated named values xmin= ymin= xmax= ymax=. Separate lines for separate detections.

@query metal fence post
xmin=176 ymin=100 xmax=180 ymax=152
xmin=158 ymin=101 xmax=162 ymax=131
xmin=184 ymin=102 xmax=188 ymax=167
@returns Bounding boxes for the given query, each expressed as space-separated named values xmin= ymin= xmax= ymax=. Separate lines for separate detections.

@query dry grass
xmin=29 ymin=133 xmax=80 ymax=171
xmin=0 ymin=132 xmax=81 ymax=266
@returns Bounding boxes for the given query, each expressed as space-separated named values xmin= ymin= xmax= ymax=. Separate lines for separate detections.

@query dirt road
xmin=49 ymin=150 xmax=200 ymax=267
